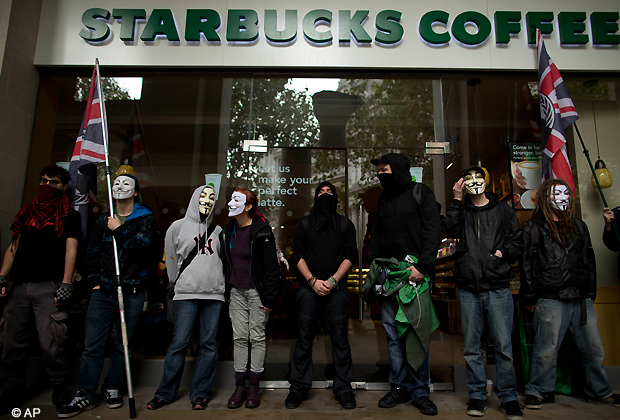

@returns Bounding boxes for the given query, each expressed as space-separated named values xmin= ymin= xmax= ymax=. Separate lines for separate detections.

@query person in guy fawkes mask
xmin=443 ymin=166 xmax=523 ymax=420
xmin=147 ymin=185 xmax=225 ymax=411
xmin=370 ymin=153 xmax=442 ymax=416
xmin=0 ymin=164 xmax=80 ymax=415
xmin=521 ymin=179 xmax=620 ymax=410
xmin=285 ymin=181 xmax=358 ymax=410
xmin=60 ymin=167 xmax=155 ymax=419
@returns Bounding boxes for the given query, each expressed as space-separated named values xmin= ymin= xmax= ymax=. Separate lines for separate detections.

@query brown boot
xmin=227 ymin=373 xmax=247 ymax=409
xmin=245 ymin=373 xmax=261 ymax=408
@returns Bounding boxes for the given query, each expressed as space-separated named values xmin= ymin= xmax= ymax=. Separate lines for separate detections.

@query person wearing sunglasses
xmin=0 ymin=164 xmax=81 ymax=415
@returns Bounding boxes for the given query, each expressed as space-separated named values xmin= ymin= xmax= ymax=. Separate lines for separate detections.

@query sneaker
xmin=191 ymin=397 xmax=208 ymax=410
xmin=589 ymin=393 xmax=620 ymax=406
xmin=104 ymin=389 xmax=123 ymax=409
xmin=378 ymin=387 xmax=410 ymax=408
xmin=58 ymin=390 xmax=96 ymax=419
xmin=52 ymin=385 xmax=71 ymax=409
xmin=146 ymin=397 xmax=168 ymax=410
xmin=412 ymin=396 xmax=438 ymax=416
xmin=467 ymin=399 xmax=487 ymax=417
xmin=337 ymin=391 xmax=356 ymax=409
xmin=501 ymin=400 xmax=524 ymax=420
xmin=284 ymin=392 xmax=306 ymax=409
xmin=524 ymin=395 xmax=541 ymax=410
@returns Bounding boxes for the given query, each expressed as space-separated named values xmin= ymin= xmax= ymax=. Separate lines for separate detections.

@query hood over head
xmin=184 ymin=185 xmax=216 ymax=225
xmin=312 ymin=181 xmax=339 ymax=231
xmin=313 ymin=181 xmax=338 ymax=214
xmin=372 ymin=153 xmax=413 ymax=192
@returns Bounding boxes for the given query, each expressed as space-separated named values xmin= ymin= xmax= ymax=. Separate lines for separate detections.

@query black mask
xmin=316 ymin=193 xmax=335 ymax=216
xmin=378 ymin=173 xmax=396 ymax=190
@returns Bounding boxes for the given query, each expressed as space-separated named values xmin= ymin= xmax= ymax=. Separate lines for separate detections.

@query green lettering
xmin=79 ymin=8 xmax=111 ymax=42
xmin=452 ymin=11 xmax=491 ymax=46
xmin=112 ymin=9 xmax=146 ymax=42
xmin=375 ymin=10 xmax=403 ymax=45
xmin=339 ymin=10 xmax=371 ymax=44
xmin=494 ymin=11 xmax=521 ymax=44
xmin=591 ymin=12 xmax=620 ymax=45
xmin=419 ymin=10 xmax=450 ymax=45
xmin=226 ymin=9 xmax=259 ymax=42
xmin=302 ymin=10 xmax=332 ymax=44
xmin=559 ymin=12 xmax=588 ymax=45
xmin=526 ymin=12 xmax=554 ymax=45
xmin=185 ymin=9 xmax=221 ymax=42
xmin=140 ymin=9 xmax=180 ymax=42
xmin=264 ymin=10 xmax=297 ymax=43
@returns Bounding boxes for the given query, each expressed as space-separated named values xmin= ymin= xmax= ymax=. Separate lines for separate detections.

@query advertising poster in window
xmin=509 ymin=142 xmax=542 ymax=210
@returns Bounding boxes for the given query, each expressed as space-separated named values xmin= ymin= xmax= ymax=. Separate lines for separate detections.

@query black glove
xmin=55 ymin=283 xmax=72 ymax=305
xmin=0 ymin=275 xmax=7 ymax=295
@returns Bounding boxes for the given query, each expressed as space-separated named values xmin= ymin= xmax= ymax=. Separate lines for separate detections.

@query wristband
xmin=328 ymin=276 xmax=337 ymax=289
xmin=307 ymin=275 xmax=317 ymax=287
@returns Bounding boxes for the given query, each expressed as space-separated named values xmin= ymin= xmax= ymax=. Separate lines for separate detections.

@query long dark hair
xmin=532 ymin=178 xmax=575 ymax=245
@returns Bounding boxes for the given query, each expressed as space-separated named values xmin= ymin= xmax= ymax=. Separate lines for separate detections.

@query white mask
xmin=112 ymin=175 xmax=136 ymax=200
xmin=463 ymin=170 xmax=486 ymax=195
xmin=228 ymin=192 xmax=247 ymax=217
xmin=549 ymin=184 xmax=570 ymax=211
xmin=198 ymin=187 xmax=215 ymax=215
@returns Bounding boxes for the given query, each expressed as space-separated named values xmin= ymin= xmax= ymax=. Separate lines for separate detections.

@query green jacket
xmin=361 ymin=256 xmax=439 ymax=370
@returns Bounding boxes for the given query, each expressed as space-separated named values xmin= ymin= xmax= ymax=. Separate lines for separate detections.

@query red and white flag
xmin=537 ymin=29 xmax=578 ymax=192
xmin=68 ymin=66 xmax=106 ymax=239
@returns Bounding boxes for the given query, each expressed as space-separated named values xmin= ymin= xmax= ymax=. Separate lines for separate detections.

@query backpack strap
xmin=412 ymin=182 xmax=422 ymax=207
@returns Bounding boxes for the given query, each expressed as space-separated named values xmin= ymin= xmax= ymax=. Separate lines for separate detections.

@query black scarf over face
xmin=313 ymin=181 xmax=338 ymax=231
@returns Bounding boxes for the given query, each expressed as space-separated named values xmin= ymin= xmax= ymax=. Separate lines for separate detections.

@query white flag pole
xmin=95 ymin=58 xmax=137 ymax=419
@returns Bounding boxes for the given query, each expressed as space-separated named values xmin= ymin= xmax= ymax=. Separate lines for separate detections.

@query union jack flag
xmin=537 ymin=29 xmax=578 ymax=193
xmin=68 ymin=66 xmax=106 ymax=240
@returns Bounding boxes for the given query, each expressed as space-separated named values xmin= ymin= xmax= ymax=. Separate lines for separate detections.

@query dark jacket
xmin=602 ymin=206 xmax=620 ymax=278
xmin=222 ymin=216 xmax=282 ymax=309
xmin=85 ymin=203 xmax=156 ymax=295
xmin=291 ymin=181 xmax=357 ymax=290
xmin=520 ymin=211 xmax=596 ymax=306
xmin=369 ymin=154 xmax=442 ymax=275
xmin=442 ymin=192 xmax=523 ymax=292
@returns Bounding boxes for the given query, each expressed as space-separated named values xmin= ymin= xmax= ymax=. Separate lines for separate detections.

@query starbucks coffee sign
xmin=34 ymin=0 xmax=620 ymax=71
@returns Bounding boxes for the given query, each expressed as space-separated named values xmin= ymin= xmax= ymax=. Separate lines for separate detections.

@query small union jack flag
xmin=537 ymin=29 xmax=579 ymax=193
xmin=68 ymin=65 xmax=106 ymax=240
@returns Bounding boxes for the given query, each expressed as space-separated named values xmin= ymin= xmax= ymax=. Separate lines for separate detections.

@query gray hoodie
xmin=165 ymin=185 xmax=225 ymax=301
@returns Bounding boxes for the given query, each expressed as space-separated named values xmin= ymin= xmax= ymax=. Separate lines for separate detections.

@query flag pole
xmin=573 ymin=122 xmax=620 ymax=244
xmin=95 ymin=58 xmax=138 ymax=419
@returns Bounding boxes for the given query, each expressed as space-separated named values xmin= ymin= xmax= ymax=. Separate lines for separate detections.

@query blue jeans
xmin=457 ymin=288 xmax=518 ymax=403
xmin=525 ymin=298 xmax=613 ymax=400
xmin=288 ymin=287 xmax=353 ymax=397
xmin=379 ymin=295 xmax=430 ymax=400
xmin=77 ymin=289 xmax=145 ymax=402
xmin=154 ymin=299 xmax=223 ymax=403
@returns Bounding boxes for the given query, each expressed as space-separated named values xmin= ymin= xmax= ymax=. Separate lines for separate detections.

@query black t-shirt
xmin=229 ymin=225 xmax=253 ymax=289
xmin=10 ymin=210 xmax=81 ymax=283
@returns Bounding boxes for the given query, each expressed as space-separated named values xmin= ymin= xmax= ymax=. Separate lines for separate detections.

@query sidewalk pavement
xmin=10 ymin=387 xmax=620 ymax=420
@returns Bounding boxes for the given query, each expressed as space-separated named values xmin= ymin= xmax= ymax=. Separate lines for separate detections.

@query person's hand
xmin=406 ymin=266 xmax=424 ymax=282
xmin=263 ymin=307 xmax=272 ymax=313
xmin=512 ymin=162 xmax=526 ymax=188
xmin=107 ymin=215 xmax=121 ymax=231
xmin=313 ymin=280 xmax=331 ymax=296
xmin=603 ymin=207 xmax=615 ymax=231
xmin=453 ymin=178 xmax=465 ymax=201
xmin=55 ymin=282 xmax=72 ymax=306
xmin=0 ymin=275 xmax=7 ymax=297
xmin=494 ymin=250 xmax=503 ymax=258
xmin=525 ymin=305 xmax=536 ymax=313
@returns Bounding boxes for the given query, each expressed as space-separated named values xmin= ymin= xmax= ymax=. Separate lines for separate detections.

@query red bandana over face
xmin=11 ymin=184 xmax=71 ymax=243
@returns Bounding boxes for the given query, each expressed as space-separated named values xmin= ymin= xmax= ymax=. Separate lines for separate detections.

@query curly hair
xmin=532 ymin=178 xmax=575 ymax=245
xmin=40 ymin=164 xmax=70 ymax=185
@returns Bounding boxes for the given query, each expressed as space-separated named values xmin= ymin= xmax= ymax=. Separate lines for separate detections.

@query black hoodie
xmin=442 ymin=189 xmax=523 ymax=292
xmin=369 ymin=153 xmax=442 ymax=275
xmin=291 ymin=181 xmax=357 ymax=289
